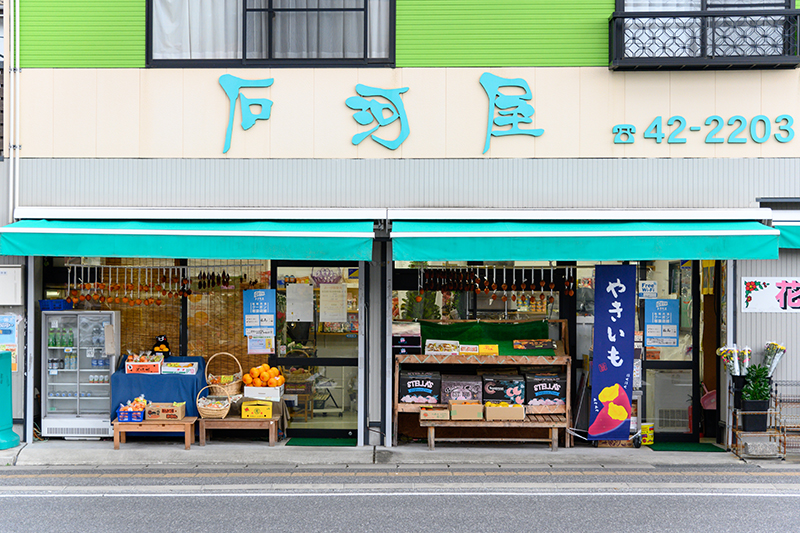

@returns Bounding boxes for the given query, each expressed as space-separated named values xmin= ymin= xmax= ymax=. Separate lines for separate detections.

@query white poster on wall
xmin=319 ymin=284 xmax=347 ymax=322
xmin=742 ymin=277 xmax=800 ymax=312
xmin=286 ymin=283 xmax=314 ymax=322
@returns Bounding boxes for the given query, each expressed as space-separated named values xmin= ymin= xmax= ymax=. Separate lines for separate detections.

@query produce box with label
xmin=125 ymin=353 xmax=164 ymax=374
xmin=449 ymin=400 xmax=483 ymax=420
xmin=399 ymin=371 xmax=441 ymax=404
xmin=146 ymin=402 xmax=186 ymax=420
xmin=241 ymin=400 xmax=274 ymax=419
xmin=441 ymin=375 xmax=482 ymax=402
xmin=419 ymin=407 xmax=450 ymax=420
xmin=482 ymin=374 xmax=525 ymax=404
xmin=161 ymin=362 xmax=198 ymax=375
xmin=524 ymin=370 xmax=567 ymax=406
xmin=485 ymin=402 xmax=526 ymax=421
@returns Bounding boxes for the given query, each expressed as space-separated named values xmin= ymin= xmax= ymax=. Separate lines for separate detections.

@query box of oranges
xmin=243 ymin=363 xmax=285 ymax=401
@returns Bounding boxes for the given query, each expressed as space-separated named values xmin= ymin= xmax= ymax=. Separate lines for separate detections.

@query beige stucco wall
xmin=18 ymin=67 xmax=800 ymax=159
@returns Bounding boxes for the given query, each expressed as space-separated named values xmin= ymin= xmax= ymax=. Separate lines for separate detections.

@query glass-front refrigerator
xmin=41 ymin=310 xmax=120 ymax=438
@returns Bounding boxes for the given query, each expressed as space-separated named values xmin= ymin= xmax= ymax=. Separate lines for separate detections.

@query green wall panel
xmin=396 ymin=0 xmax=614 ymax=67
xmin=19 ymin=0 xmax=145 ymax=68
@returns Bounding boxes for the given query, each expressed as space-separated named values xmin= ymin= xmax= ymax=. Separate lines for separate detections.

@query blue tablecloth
xmin=111 ymin=356 xmax=208 ymax=418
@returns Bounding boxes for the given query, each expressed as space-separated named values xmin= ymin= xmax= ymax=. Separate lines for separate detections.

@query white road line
xmin=0 ymin=491 xmax=799 ymax=498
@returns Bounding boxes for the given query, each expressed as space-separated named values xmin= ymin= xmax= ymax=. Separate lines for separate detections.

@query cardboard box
xmin=419 ymin=407 xmax=450 ymax=420
xmin=513 ymin=339 xmax=555 ymax=350
xmin=241 ymin=400 xmax=274 ymax=419
xmin=485 ymin=404 xmax=526 ymax=421
xmin=392 ymin=335 xmax=421 ymax=346
xmin=482 ymin=374 xmax=525 ymax=404
xmin=392 ymin=345 xmax=423 ymax=356
xmin=424 ymin=339 xmax=460 ymax=357
xmin=161 ymin=362 xmax=198 ymax=375
xmin=125 ymin=361 xmax=161 ymax=374
xmin=399 ymin=371 xmax=441 ymax=404
xmin=524 ymin=372 xmax=567 ymax=406
xmin=441 ymin=375 xmax=482 ymax=402
xmin=459 ymin=344 xmax=479 ymax=356
xmin=479 ymin=344 xmax=499 ymax=356
xmin=449 ymin=400 xmax=483 ymax=420
xmin=145 ymin=402 xmax=186 ymax=420
xmin=244 ymin=384 xmax=284 ymax=402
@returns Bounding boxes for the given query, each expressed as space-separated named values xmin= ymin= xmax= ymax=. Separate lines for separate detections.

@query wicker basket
xmin=196 ymin=385 xmax=231 ymax=419
xmin=205 ymin=352 xmax=243 ymax=396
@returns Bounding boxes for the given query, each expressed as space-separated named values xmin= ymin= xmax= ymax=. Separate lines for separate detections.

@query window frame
xmin=145 ymin=0 xmax=396 ymax=68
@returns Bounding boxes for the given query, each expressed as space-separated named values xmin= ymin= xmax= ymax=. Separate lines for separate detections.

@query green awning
xmin=391 ymin=220 xmax=779 ymax=262
xmin=0 ymin=219 xmax=375 ymax=260
xmin=777 ymin=224 xmax=800 ymax=249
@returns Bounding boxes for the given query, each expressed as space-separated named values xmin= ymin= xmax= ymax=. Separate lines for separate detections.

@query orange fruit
xmin=259 ymin=371 xmax=269 ymax=382
xmin=242 ymin=374 xmax=253 ymax=385
xmin=267 ymin=377 xmax=278 ymax=387
xmin=249 ymin=367 xmax=260 ymax=379
xmin=269 ymin=367 xmax=280 ymax=379
xmin=276 ymin=375 xmax=285 ymax=386
xmin=260 ymin=363 xmax=269 ymax=371
xmin=253 ymin=378 xmax=263 ymax=387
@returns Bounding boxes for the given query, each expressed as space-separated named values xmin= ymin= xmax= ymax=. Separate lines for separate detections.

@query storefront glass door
xmin=269 ymin=261 xmax=360 ymax=439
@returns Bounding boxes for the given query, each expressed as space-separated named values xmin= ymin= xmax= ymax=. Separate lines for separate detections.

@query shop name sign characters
xmin=589 ymin=265 xmax=635 ymax=441
xmin=742 ymin=277 xmax=800 ymax=312
xmin=613 ymin=114 xmax=794 ymax=145
xmin=218 ymin=72 xmax=544 ymax=154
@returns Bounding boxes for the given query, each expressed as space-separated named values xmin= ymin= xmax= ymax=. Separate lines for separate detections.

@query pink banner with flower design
xmin=742 ymin=277 xmax=800 ymax=312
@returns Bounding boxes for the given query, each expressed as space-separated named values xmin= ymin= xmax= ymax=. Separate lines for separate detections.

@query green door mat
xmin=285 ymin=437 xmax=357 ymax=447
xmin=647 ymin=442 xmax=725 ymax=452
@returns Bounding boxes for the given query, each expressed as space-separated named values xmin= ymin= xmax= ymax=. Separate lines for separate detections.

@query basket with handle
xmin=205 ymin=352 xmax=243 ymax=396
xmin=196 ymin=385 xmax=231 ymax=419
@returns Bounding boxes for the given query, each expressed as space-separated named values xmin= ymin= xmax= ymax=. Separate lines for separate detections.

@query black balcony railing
xmin=610 ymin=9 xmax=800 ymax=69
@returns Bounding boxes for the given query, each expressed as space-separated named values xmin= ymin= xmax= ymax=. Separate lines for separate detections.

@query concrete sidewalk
xmin=2 ymin=436 xmax=797 ymax=469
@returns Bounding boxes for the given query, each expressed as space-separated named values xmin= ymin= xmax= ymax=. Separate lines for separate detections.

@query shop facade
xmin=3 ymin=1 xmax=800 ymax=448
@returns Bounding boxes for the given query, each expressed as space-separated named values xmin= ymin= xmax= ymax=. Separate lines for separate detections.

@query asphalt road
xmin=0 ymin=466 xmax=798 ymax=533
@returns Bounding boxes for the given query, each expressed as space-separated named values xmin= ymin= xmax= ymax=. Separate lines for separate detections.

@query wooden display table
xmin=113 ymin=417 xmax=197 ymax=450
xmin=198 ymin=415 xmax=281 ymax=447
xmin=420 ymin=414 xmax=568 ymax=451
xmin=393 ymin=334 xmax=572 ymax=448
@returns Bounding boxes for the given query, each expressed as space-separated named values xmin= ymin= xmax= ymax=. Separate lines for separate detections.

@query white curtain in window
xmin=624 ymin=0 xmax=700 ymax=10
xmin=153 ymin=0 xmax=386 ymax=61
xmin=153 ymin=0 xmax=244 ymax=60
xmin=369 ymin=0 xmax=390 ymax=59
xmin=273 ymin=0 xmax=363 ymax=59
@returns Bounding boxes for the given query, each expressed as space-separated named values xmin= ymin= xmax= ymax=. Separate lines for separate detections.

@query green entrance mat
xmin=647 ymin=442 xmax=726 ymax=452
xmin=285 ymin=437 xmax=357 ymax=447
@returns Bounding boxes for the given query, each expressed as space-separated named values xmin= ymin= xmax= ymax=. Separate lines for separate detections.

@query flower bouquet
xmin=717 ymin=344 xmax=741 ymax=376
xmin=763 ymin=342 xmax=787 ymax=377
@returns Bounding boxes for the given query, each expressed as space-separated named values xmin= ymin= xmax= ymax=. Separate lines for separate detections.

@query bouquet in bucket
xmin=717 ymin=344 xmax=748 ymax=376
xmin=763 ymin=342 xmax=787 ymax=377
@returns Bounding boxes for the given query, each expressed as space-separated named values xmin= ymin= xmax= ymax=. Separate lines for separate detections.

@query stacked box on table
xmin=161 ymin=362 xmax=198 ymax=375
xmin=420 ymin=407 xmax=450 ymax=420
xmin=523 ymin=367 xmax=567 ymax=406
xmin=116 ymin=408 xmax=144 ymax=422
xmin=482 ymin=375 xmax=525 ymax=405
xmin=441 ymin=375 xmax=482 ymax=402
xmin=449 ymin=400 xmax=483 ymax=420
xmin=244 ymin=384 xmax=284 ymax=401
xmin=146 ymin=403 xmax=186 ymax=420
xmin=242 ymin=400 xmax=274 ymax=419
xmin=399 ymin=371 xmax=441 ymax=404
xmin=485 ymin=404 xmax=526 ymax=421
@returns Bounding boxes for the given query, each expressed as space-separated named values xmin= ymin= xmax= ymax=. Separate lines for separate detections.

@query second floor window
xmin=150 ymin=0 xmax=392 ymax=66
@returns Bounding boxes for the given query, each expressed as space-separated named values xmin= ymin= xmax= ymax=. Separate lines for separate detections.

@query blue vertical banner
xmin=589 ymin=265 xmax=635 ymax=441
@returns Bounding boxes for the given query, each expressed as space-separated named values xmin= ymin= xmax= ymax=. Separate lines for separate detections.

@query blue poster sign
xmin=644 ymin=299 xmax=679 ymax=347
xmin=589 ymin=265 xmax=635 ymax=441
xmin=242 ymin=289 xmax=277 ymax=338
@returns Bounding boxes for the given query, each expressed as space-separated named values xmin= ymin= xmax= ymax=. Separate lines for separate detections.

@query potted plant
xmin=741 ymin=364 xmax=771 ymax=432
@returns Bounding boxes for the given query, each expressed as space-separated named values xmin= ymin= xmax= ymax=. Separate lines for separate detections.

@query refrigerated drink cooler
xmin=41 ymin=311 xmax=120 ymax=438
